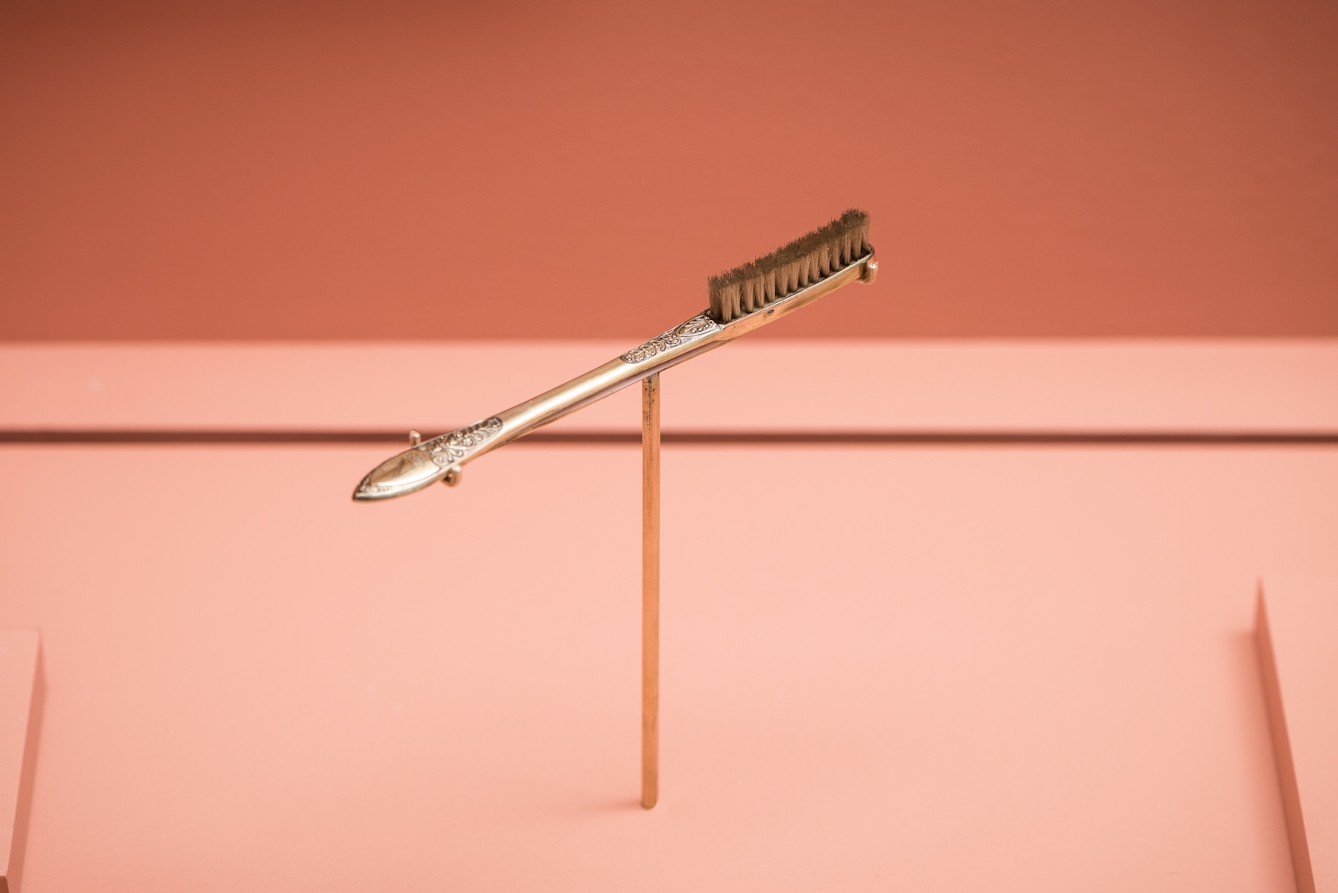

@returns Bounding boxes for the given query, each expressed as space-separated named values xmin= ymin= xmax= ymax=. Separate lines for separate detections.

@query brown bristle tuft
xmin=708 ymin=210 xmax=871 ymax=323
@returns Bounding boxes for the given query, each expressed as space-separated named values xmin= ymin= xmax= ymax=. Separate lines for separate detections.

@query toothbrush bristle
xmin=707 ymin=209 xmax=871 ymax=323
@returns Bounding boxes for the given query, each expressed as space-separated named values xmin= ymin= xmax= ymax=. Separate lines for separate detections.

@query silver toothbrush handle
xmin=352 ymin=251 xmax=877 ymax=501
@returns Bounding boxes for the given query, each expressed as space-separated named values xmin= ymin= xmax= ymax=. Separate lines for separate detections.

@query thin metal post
xmin=641 ymin=373 xmax=660 ymax=809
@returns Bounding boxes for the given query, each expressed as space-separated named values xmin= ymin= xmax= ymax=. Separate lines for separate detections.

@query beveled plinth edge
xmin=0 ymin=631 xmax=42 ymax=893
xmin=1255 ymin=579 xmax=1338 ymax=893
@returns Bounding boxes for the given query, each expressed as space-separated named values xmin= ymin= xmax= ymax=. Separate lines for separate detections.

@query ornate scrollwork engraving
xmin=427 ymin=416 xmax=504 ymax=467
xmin=620 ymin=315 xmax=720 ymax=364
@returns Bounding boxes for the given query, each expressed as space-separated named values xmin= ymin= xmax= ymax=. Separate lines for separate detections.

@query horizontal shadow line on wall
xmin=2 ymin=429 xmax=1337 ymax=446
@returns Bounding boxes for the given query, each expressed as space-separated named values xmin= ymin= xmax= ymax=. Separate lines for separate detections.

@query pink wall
xmin=2 ymin=0 xmax=1335 ymax=341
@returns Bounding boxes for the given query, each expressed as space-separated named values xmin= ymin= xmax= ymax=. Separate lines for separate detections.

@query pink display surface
xmin=3 ymin=341 xmax=1336 ymax=434
xmin=1257 ymin=579 xmax=1338 ymax=893
xmin=2 ymin=343 xmax=1336 ymax=890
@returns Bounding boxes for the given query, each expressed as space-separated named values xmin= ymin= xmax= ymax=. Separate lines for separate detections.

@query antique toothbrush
xmin=352 ymin=210 xmax=876 ymax=502
xmin=352 ymin=209 xmax=876 ymax=809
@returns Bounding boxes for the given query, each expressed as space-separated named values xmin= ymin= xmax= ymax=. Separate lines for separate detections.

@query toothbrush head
xmin=707 ymin=209 xmax=871 ymax=323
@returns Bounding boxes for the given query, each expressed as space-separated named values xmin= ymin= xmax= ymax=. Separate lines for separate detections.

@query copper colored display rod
xmin=641 ymin=374 xmax=660 ymax=810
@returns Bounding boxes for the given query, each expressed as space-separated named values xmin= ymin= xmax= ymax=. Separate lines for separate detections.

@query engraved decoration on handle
xmin=426 ymin=417 xmax=504 ymax=467
xmin=621 ymin=315 xmax=721 ymax=364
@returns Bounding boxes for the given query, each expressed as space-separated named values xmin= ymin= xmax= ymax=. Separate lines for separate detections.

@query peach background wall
xmin=1 ymin=0 xmax=1335 ymax=341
